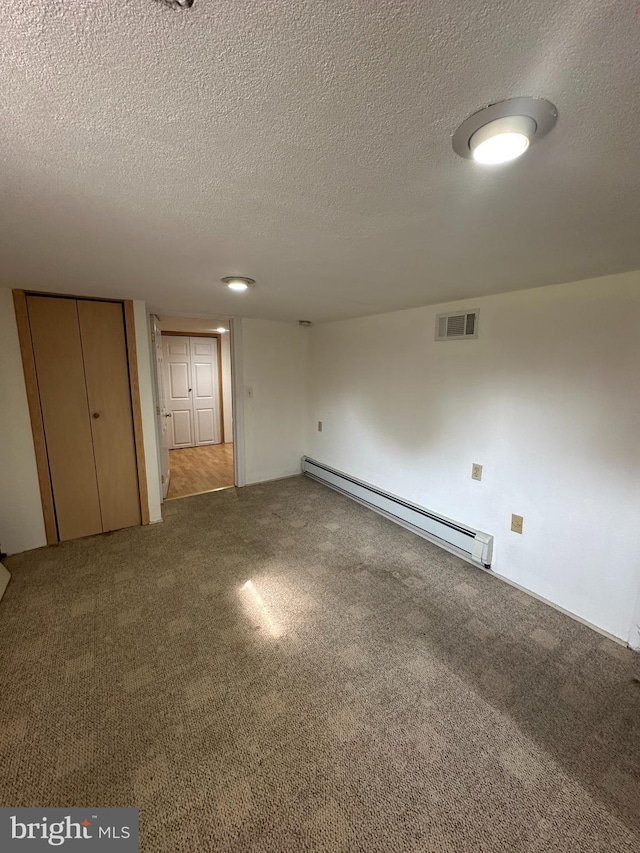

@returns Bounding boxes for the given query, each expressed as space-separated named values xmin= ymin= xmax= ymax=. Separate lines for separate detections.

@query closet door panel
xmin=78 ymin=300 xmax=141 ymax=531
xmin=26 ymin=296 xmax=102 ymax=541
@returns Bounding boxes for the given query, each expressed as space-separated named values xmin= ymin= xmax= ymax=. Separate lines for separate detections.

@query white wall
xmin=240 ymin=319 xmax=309 ymax=485
xmin=307 ymin=271 xmax=640 ymax=644
xmin=0 ymin=288 xmax=47 ymax=554
xmin=157 ymin=316 xmax=233 ymax=442
xmin=133 ymin=302 xmax=163 ymax=524
xmin=630 ymin=586 xmax=640 ymax=651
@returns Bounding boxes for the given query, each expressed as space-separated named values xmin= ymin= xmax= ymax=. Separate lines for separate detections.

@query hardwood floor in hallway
xmin=167 ymin=443 xmax=234 ymax=499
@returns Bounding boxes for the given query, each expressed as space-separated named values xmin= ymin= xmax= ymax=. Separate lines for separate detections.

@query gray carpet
xmin=1 ymin=475 xmax=639 ymax=852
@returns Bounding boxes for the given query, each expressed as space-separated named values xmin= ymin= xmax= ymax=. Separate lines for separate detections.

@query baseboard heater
xmin=301 ymin=457 xmax=493 ymax=568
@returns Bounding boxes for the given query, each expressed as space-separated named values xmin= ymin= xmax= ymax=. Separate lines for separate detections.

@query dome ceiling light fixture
xmin=154 ymin=0 xmax=195 ymax=10
xmin=215 ymin=327 xmax=228 ymax=333
xmin=221 ymin=276 xmax=255 ymax=292
xmin=452 ymin=97 xmax=557 ymax=165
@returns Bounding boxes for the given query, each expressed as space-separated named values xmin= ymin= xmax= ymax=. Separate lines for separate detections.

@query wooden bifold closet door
xmin=27 ymin=295 xmax=141 ymax=541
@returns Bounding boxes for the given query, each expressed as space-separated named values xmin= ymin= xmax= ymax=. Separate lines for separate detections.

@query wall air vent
xmin=435 ymin=310 xmax=479 ymax=341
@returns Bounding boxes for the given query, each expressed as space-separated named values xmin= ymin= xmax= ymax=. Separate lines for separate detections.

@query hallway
xmin=167 ymin=444 xmax=234 ymax=499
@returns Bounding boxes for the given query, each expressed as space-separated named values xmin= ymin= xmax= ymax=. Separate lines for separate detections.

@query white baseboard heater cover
xmin=301 ymin=457 xmax=493 ymax=568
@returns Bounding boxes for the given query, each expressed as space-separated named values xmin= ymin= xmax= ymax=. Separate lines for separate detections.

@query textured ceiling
xmin=1 ymin=1 xmax=639 ymax=322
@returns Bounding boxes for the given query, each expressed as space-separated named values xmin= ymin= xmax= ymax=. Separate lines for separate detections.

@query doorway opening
xmin=153 ymin=315 xmax=234 ymax=501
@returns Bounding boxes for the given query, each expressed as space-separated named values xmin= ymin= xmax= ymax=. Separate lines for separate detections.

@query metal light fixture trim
xmin=452 ymin=97 xmax=558 ymax=163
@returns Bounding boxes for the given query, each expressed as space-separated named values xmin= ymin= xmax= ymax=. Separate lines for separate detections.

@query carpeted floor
xmin=1 ymin=475 xmax=639 ymax=852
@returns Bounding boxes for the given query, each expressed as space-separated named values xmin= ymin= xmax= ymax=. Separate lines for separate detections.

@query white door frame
xmin=630 ymin=585 xmax=640 ymax=651
xmin=151 ymin=316 xmax=170 ymax=498
xmin=149 ymin=314 xmax=170 ymax=500
xmin=150 ymin=315 xmax=245 ymax=497
xmin=230 ymin=317 xmax=246 ymax=487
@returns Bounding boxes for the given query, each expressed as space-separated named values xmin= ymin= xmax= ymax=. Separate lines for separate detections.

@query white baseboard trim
xmin=246 ymin=471 xmax=304 ymax=487
xmin=484 ymin=567 xmax=629 ymax=648
xmin=0 ymin=564 xmax=11 ymax=603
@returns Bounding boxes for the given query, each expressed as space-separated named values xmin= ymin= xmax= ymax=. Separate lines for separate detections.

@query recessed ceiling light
xmin=215 ymin=327 xmax=228 ymax=333
xmin=452 ymin=97 xmax=557 ymax=165
xmin=470 ymin=115 xmax=536 ymax=164
xmin=221 ymin=276 xmax=255 ymax=292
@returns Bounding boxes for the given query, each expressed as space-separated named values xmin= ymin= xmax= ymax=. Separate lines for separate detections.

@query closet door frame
xmin=12 ymin=290 xmax=150 ymax=544
xmin=161 ymin=331 xmax=225 ymax=444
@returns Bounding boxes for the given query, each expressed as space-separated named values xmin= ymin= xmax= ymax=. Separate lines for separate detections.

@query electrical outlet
xmin=317 ymin=421 xmax=323 ymax=432
xmin=471 ymin=463 xmax=483 ymax=481
xmin=511 ymin=514 xmax=523 ymax=534
xmin=245 ymin=385 xmax=254 ymax=398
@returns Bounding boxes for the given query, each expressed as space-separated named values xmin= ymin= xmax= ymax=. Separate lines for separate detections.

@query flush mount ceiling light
xmin=221 ymin=276 xmax=255 ymax=292
xmin=154 ymin=0 xmax=195 ymax=9
xmin=452 ymin=97 xmax=557 ymax=165
xmin=215 ymin=327 xmax=228 ymax=333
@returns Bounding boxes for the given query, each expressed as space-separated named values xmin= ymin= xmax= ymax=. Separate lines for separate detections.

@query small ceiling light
xmin=215 ymin=327 xmax=228 ymax=333
xmin=154 ymin=0 xmax=195 ymax=9
xmin=221 ymin=276 xmax=255 ymax=292
xmin=452 ymin=97 xmax=557 ymax=165
xmin=470 ymin=115 xmax=536 ymax=164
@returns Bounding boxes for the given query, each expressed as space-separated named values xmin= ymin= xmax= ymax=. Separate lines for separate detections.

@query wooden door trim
xmin=123 ymin=301 xmax=150 ymax=525
xmin=161 ymin=331 xmax=226 ymax=443
xmin=13 ymin=290 xmax=151 ymax=537
xmin=18 ymin=290 xmax=125 ymax=304
xmin=12 ymin=290 xmax=58 ymax=544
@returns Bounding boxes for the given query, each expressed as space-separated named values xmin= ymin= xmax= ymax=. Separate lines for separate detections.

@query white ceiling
xmin=1 ymin=1 xmax=639 ymax=322
xmin=158 ymin=314 xmax=228 ymax=333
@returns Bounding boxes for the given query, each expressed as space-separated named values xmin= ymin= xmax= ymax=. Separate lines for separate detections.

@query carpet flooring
xmin=1 ymin=475 xmax=639 ymax=852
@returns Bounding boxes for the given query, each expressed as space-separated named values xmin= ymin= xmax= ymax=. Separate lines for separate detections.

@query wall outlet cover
xmin=317 ymin=421 xmax=323 ymax=432
xmin=472 ymin=463 xmax=483 ymax=481
xmin=511 ymin=514 xmax=524 ymax=534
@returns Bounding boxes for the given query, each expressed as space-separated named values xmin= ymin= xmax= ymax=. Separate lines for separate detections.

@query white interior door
xmin=153 ymin=317 xmax=170 ymax=497
xmin=190 ymin=337 xmax=221 ymax=446
xmin=163 ymin=335 xmax=194 ymax=449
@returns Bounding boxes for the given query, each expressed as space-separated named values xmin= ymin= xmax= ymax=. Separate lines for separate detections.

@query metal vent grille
xmin=435 ymin=310 xmax=479 ymax=341
xmin=447 ymin=314 xmax=466 ymax=336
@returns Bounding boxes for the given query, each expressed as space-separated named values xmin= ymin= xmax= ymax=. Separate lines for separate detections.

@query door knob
xmin=92 ymin=412 xmax=100 ymax=419
xmin=165 ymin=413 xmax=172 ymax=418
